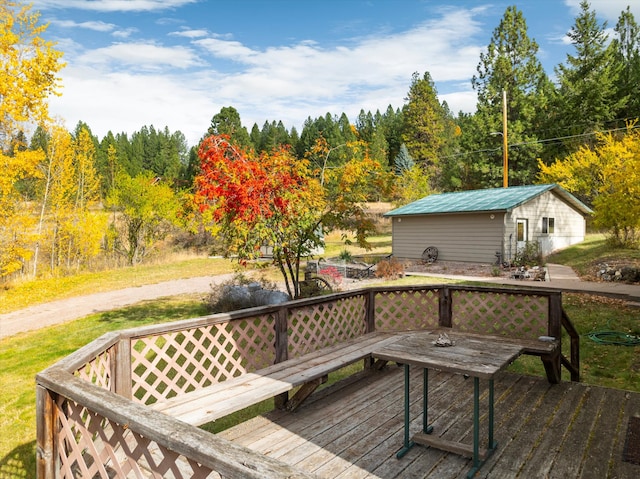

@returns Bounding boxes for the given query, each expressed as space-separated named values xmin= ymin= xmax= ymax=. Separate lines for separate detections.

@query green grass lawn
xmin=0 ymin=295 xmax=209 ymax=478
xmin=509 ymin=293 xmax=640 ymax=389
xmin=546 ymin=233 xmax=640 ymax=277
xmin=322 ymin=230 xmax=392 ymax=260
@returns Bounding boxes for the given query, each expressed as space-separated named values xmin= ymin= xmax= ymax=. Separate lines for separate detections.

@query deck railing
xmin=36 ymin=284 xmax=579 ymax=478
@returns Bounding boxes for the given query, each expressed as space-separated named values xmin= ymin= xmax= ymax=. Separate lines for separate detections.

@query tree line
xmin=1 ymin=0 xmax=639 ymax=282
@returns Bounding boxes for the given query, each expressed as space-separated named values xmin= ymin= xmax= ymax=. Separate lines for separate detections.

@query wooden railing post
xmin=548 ymin=293 xmax=563 ymax=339
xmin=274 ymin=307 xmax=289 ymax=409
xmin=439 ymin=286 xmax=452 ymax=328
xmin=112 ymin=338 xmax=132 ymax=398
xmin=275 ymin=307 xmax=289 ymax=364
xmin=365 ymin=290 xmax=376 ymax=333
xmin=36 ymin=384 xmax=56 ymax=478
xmin=541 ymin=293 xmax=564 ymax=383
xmin=561 ymin=309 xmax=581 ymax=382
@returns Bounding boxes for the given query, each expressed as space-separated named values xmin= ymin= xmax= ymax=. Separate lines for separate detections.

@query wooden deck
xmin=218 ymin=367 xmax=640 ymax=478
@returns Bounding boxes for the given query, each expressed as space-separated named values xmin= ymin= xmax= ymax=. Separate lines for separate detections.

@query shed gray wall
xmin=506 ymin=190 xmax=586 ymax=257
xmin=390 ymin=212 xmax=505 ymax=263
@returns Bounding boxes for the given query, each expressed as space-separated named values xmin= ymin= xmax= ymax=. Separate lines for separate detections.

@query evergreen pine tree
xmin=554 ymin=0 xmax=621 ymax=147
xmin=394 ymin=143 xmax=414 ymax=175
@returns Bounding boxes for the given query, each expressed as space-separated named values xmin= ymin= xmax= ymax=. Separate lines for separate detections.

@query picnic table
xmin=373 ymin=330 xmax=524 ymax=478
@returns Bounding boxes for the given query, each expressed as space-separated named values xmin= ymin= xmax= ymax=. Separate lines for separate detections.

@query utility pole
xmin=502 ymin=89 xmax=508 ymax=188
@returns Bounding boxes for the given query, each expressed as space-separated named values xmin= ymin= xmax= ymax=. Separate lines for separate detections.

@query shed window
xmin=542 ymin=217 xmax=555 ymax=234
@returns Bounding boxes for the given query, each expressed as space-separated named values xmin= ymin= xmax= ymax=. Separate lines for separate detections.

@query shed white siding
xmin=506 ymin=190 xmax=586 ymax=256
xmin=391 ymin=212 xmax=505 ymax=263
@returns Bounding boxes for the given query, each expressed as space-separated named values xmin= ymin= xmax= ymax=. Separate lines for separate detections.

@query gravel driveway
xmin=0 ymin=274 xmax=234 ymax=340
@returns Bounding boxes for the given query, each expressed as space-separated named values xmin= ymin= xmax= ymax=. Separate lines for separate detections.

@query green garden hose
xmin=586 ymin=330 xmax=640 ymax=346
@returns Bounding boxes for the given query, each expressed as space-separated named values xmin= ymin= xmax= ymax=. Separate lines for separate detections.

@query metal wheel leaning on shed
xmin=422 ymin=246 xmax=438 ymax=263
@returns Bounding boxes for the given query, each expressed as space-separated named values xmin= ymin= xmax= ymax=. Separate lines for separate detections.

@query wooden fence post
xmin=365 ymin=290 xmax=376 ymax=333
xmin=275 ymin=307 xmax=289 ymax=364
xmin=542 ymin=293 xmax=564 ymax=383
xmin=439 ymin=286 xmax=452 ymax=328
xmin=113 ymin=338 xmax=132 ymax=399
xmin=363 ymin=290 xmax=377 ymax=370
xmin=36 ymin=384 xmax=56 ymax=478
xmin=548 ymin=293 xmax=563 ymax=339
xmin=274 ymin=307 xmax=289 ymax=409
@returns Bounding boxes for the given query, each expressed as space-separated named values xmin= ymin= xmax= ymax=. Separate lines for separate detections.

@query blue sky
xmin=32 ymin=0 xmax=639 ymax=147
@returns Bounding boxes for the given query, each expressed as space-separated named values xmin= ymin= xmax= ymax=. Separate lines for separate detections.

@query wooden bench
xmin=151 ymin=331 xmax=400 ymax=426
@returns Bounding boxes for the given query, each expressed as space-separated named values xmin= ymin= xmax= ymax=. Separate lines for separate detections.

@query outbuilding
xmin=384 ymin=184 xmax=592 ymax=264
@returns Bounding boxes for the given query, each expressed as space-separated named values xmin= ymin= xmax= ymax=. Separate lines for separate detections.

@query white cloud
xmin=192 ymin=7 xmax=482 ymax=99
xmin=49 ymin=19 xmax=137 ymax=38
xmin=112 ymin=28 xmax=138 ymax=39
xmin=51 ymin=19 xmax=116 ymax=32
xmin=33 ymin=0 xmax=199 ymax=13
xmin=76 ymin=42 xmax=199 ymax=70
xmin=170 ymin=29 xmax=210 ymax=39
xmin=440 ymin=89 xmax=477 ymax=114
xmin=194 ymin=37 xmax=259 ymax=61
xmin=51 ymin=65 xmax=217 ymax=144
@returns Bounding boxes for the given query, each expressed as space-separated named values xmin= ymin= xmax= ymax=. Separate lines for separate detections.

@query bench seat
xmin=151 ymin=331 xmax=400 ymax=426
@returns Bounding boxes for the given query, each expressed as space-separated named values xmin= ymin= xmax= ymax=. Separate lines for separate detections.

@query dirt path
xmin=0 ymin=274 xmax=233 ymax=340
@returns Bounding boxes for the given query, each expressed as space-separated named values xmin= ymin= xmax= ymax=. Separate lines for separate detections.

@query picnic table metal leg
xmin=467 ymin=377 xmax=498 ymax=478
xmin=470 ymin=377 xmax=481 ymax=476
xmin=396 ymin=364 xmax=415 ymax=458
xmin=423 ymin=368 xmax=434 ymax=434
xmin=489 ymin=378 xmax=497 ymax=449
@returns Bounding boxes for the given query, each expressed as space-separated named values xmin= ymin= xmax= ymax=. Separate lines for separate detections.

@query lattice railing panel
xmin=288 ymin=295 xmax=367 ymax=357
xmin=451 ymin=290 xmax=549 ymax=339
xmin=374 ymin=289 xmax=440 ymax=331
xmin=131 ymin=315 xmax=276 ymax=405
xmin=55 ymin=397 xmax=218 ymax=478
xmin=74 ymin=349 xmax=111 ymax=391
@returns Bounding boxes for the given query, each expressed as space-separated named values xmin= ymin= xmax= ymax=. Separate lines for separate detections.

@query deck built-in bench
xmin=151 ymin=331 xmax=401 ymax=426
xmin=152 ymin=328 xmax=561 ymax=427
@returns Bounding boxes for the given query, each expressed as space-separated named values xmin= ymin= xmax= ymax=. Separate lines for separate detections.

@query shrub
xmin=514 ymin=241 xmax=543 ymax=267
xmin=298 ymin=276 xmax=333 ymax=298
xmin=338 ymin=249 xmax=353 ymax=262
xmin=318 ymin=265 xmax=343 ymax=286
xmin=205 ymin=273 xmax=278 ymax=312
xmin=375 ymin=258 xmax=405 ymax=280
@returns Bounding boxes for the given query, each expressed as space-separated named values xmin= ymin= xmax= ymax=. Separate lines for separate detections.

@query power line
xmin=508 ymin=123 xmax=640 ymax=149
xmin=525 ymin=114 xmax=640 ymax=139
xmin=421 ymin=123 xmax=640 ymax=162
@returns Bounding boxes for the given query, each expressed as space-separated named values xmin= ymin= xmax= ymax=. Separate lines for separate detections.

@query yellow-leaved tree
xmin=591 ymin=130 xmax=640 ymax=246
xmin=33 ymin=125 xmax=104 ymax=275
xmin=539 ymin=125 xmax=640 ymax=246
xmin=0 ymin=1 xmax=64 ymax=278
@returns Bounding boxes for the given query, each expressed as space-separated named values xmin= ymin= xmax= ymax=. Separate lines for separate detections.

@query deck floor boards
xmin=217 ymin=367 xmax=640 ymax=478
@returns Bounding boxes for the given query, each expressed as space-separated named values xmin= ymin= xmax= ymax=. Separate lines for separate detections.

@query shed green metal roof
xmin=384 ymin=184 xmax=592 ymax=217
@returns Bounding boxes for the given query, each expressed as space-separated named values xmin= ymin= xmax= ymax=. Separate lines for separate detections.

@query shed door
xmin=516 ymin=218 xmax=528 ymax=250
